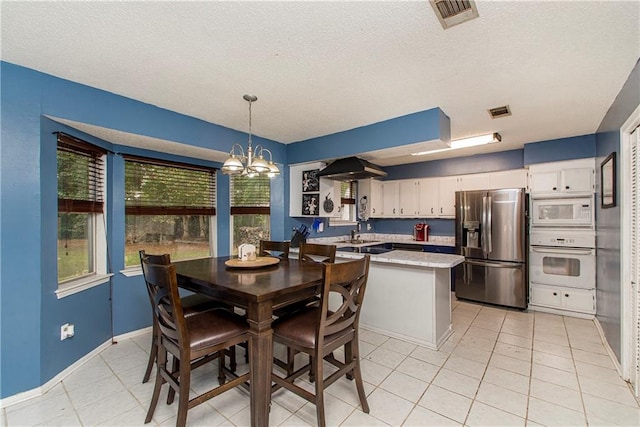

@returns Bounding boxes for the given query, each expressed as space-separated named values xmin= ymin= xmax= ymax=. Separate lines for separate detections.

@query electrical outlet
xmin=60 ymin=323 xmax=75 ymax=340
xmin=366 ymin=223 xmax=372 ymax=231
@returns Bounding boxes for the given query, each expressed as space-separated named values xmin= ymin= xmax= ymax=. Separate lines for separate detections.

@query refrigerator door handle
xmin=486 ymin=195 xmax=492 ymax=254
xmin=482 ymin=196 xmax=488 ymax=256
xmin=464 ymin=259 xmax=524 ymax=268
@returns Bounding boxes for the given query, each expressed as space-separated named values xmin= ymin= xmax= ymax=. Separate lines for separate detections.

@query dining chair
xmin=298 ymin=242 xmax=336 ymax=263
xmin=259 ymin=240 xmax=290 ymax=259
xmin=141 ymin=255 xmax=250 ymax=427
xmin=138 ymin=250 xmax=235 ymax=384
xmin=271 ymin=255 xmax=371 ymax=427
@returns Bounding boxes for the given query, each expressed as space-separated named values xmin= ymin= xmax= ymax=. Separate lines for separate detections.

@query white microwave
xmin=531 ymin=197 xmax=594 ymax=228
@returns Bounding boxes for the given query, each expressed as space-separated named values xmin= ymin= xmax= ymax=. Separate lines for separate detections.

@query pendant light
xmin=221 ymin=94 xmax=280 ymax=177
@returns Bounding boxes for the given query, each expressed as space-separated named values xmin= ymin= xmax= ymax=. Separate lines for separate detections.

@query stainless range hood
xmin=317 ymin=156 xmax=387 ymax=181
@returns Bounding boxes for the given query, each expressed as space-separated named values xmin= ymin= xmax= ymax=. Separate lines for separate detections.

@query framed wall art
xmin=302 ymin=169 xmax=319 ymax=192
xmin=601 ymin=152 xmax=616 ymax=208
xmin=302 ymin=193 xmax=319 ymax=216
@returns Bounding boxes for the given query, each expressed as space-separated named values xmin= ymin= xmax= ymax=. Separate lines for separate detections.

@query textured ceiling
xmin=2 ymin=1 xmax=639 ymax=166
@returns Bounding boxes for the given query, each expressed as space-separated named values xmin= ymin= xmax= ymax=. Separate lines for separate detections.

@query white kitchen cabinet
xmin=318 ymin=179 xmax=342 ymax=217
xmin=382 ymin=181 xmax=399 ymax=217
xmin=529 ymin=158 xmax=595 ymax=195
xmin=399 ymin=180 xmax=420 ymax=216
xmin=489 ymin=169 xmax=528 ymax=190
xmin=418 ymin=178 xmax=439 ymax=217
xmin=529 ymin=282 xmax=595 ymax=315
xmin=458 ymin=174 xmax=490 ymax=191
xmin=438 ymin=177 xmax=459 ymax=218
xmin=357 ymin=178 xmax=383 ymax=219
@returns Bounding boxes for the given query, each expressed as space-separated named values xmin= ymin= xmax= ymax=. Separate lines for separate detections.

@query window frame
xmin=122 ymin=155 xmax=217 ymax=271
xmin=56 ymin=133 xmax=111 ymax=299
xmin=229 ymin=174 xmax=271 ymax=254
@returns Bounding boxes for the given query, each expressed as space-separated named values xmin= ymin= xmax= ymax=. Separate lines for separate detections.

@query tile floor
xmin=3 ymin=297 xmax=640 ymax=426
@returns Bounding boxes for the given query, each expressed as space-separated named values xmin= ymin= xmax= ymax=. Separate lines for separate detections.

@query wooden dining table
xmin=173 ymin=256 xmax=324 ymax=427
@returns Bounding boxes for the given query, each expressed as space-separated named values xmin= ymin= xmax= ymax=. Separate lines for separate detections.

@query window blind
xmin=57 ymin=133 xmax=106 ymax=213
xmin=341 ymin=181 xmax=356 ymax=205
xmin=230 ymin=175 xmax=270 ymax=215
xmin=124 ymin=156 xmax=216 ymax=215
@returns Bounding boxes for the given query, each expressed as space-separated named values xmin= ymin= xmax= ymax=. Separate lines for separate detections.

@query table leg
xmin=247 ymin=301 xmax=274 ymax=427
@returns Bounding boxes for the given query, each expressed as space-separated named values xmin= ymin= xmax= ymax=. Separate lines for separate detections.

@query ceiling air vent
xmin=488 ymin=105 xmax=512 ymax=119
xmin=430 ymin=0 xmax=479 ymax=29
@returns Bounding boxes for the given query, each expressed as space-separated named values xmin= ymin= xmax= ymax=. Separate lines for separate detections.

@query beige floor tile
xmin=493 ymin=341 xmax=532 ymax=362
xmin=418 ymin=384 xmax=472 ymax=423
xmin=569 ymin=338 xmax=608 ymax=355
xmin=450 ymin=343 xmax=492 ymax=364
xmin=532 ymin=350 xmax=575 ymax=373
xmin=529 ymin=378 xmax=583 ymax=412
xmin=500 ymin=323 xmax=534 ymax=339
xmin=482 ymin=365 xmax=530 ymax=395
xmin=578 ymin=375 xmax=639 ymax=408
xmin=442 ymin=355 xmax=487 ymax=379
xmin=296 ymin=394 xmax=354 ymax=427
xmin=431 ymin=368 xmax=480 ymax=398
xmin=379 ymin=371 xmax=429 ymax=403
xmin=340 ymin=408 xmax=389 ymax=426
xmin=466 ymin=401 xmax=525 ymax=427
xmin=359 ymin=329 xmax=390 ymax=347
xmin=533 ymin=332 xmax=570 ymax=347
xmin=571 ymin=348 xmax=616 ymax=369
xmin=582 ymin=393 xmax=640 ymax=426
xmin=410 ymin=346 xmax=450 ymax=367
xmin=530 ymin=362 xmax=579 ymax=390
xmin=403 ymin=406 xmax=462 ymax=426
xmin=5 ymin=391 xmax=76 ymax=427
xmin=497 ymin=332 xmax=532 ymax=349
xmin=364 ymin=388 xmax=415 ymax=426
xmin=395 ymin=357 xmax=440 ymax=383
xmin=532 ymin=339 xmax=573 ymax=359
xmin=465 ymin=325 xmax=500 ymax=341
xmin=359 ymin=359 xmax=393 ymax=386
xmin=575 ymin=361 xmax=626 ymax=386
xmin=278 ymin=413 xmax=313 ymax=426
xmin=489 ymin=353 xmax=531 ymax=376
xmin=474 ymin=382 xmax=528 ymax=418
xmin=527 ymin=397 xmax=587 ymax=426
xmin=380 ymin=337 xmax=417 ymax=356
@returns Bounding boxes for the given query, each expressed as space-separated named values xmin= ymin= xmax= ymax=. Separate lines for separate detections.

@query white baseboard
xmin=528 ymin=304 xmax=595 ymax=319
xmin=0 ymin=326 xmax=152 ymax=409
xmin=593 ymin=317 xmax=624 ymax=378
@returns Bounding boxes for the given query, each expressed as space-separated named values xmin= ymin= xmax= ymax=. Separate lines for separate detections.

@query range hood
xmin=317 ymin=156 xmax=387 ymax=181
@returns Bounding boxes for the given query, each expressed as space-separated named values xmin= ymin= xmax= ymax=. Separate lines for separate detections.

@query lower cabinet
xmin=529 ymin=282 xmax=595 ymax=315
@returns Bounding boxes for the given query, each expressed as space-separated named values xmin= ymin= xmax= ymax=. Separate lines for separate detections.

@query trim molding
xmin=594 ymin=316 xmax=623 ymax=378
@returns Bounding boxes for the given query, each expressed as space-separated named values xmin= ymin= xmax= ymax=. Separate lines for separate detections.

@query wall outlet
xmin=60 ymin=323 xmax=75 ymax=340
xmin=366 ymin=223 xmax=372 ymax=231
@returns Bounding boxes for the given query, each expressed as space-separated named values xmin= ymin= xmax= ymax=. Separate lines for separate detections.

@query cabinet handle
xmin=372 ymin=208 xmax=375 ymax=214
xmin=552 ymin=187 xmax=557 ymax=191
xmin=440 ymin=207 xmax=443 ymax=214
xmin=565 ymin=293 xmax=569 ymax=297
xmin=431 ymin=208 xmax=434 ymax=214
xmin=553 ymin=292 xmax=558 ymax=296
xmin=565 ymin=186 xmax=570 ymax=190
xmin=401 ymin=208 xmax=403 ymax=214
xmin=393 ymin=208 xmax=396 ymax=214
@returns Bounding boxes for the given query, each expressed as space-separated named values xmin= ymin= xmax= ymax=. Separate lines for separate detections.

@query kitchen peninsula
xmin=297 ymin=235 xmax=464 ymax=350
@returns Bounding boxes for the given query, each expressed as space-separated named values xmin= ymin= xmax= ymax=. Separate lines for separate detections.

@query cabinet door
xmin=489 ymin=169 xmax=528 ymax=190
xmin=530 ymin=283 xmax=562 ymax=308
xmin=561 ymin=288 xmax=595 ymax=313
xmin=418 ymin=178 xmax=439 ymax=217
xmin=459 ymin=174 xmax=489 ymax=191
xmin=561 ymin=168 xmax=594 ymax=193
xmin=369 ymin=180 xmax=383 ymax=217
xmin=530 ymin=170 xmax=561 ymax=193
xmin=438 ymin=177 xmax=459 ymax=217
xmin=399 ymin=180 xmax=419 ymax=216
xmin=319 ymin=179 xmax=341 ymax=217
xmin=382 ymin=181 xmax=399 ymax=217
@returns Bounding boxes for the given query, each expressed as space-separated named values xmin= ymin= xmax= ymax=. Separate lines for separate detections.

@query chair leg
xmin=314 ymin=354 xmax=326 ymax=427
xmin=176 ymin=357 xmax=191 ymax=427
xmin=218 ymin=351 xmax=226 ymax=385
xmin=229 ymin=345 xmax=237 ymax=372
xmin=309 ymin=355 xmax=315 ymax=383
xmin=167 ymin=356 xmax=178 ymax=404
xmin=345 ymin=341 xmax=354 ymax=380
xmin=142 ymin=322 xmax=158 ymax=383
xmin=351 ymin=339 xmax=369 ymax=413
xmin=145 ymin=343 xmax=166 ymax=424
xmin=286 ymin=347 xmax=296 ymax=376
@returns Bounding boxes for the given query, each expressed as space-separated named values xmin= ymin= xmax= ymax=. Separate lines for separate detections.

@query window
xmin=124 ymin=156 xmax=216 ymax=267
xmin=57 ymin=133 xmax=107 ymax=287
xmin=230 ymin=175 xmax=270 ymax=255
xmin=330 ymin=181 xmax=358 ymax=225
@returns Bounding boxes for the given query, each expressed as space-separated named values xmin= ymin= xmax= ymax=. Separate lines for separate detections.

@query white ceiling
xmin=2 ymin=1 xmax=639 ymax=166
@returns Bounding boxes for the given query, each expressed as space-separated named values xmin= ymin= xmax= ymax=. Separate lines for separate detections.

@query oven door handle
xmin=530 ymin=247 xmax=594 ymax=255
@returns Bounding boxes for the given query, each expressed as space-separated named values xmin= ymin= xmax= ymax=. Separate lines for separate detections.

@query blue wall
xmin=0 ymin=61 xmax=286 ymax=398
xmin=594 ymin=58 xmax=640 ymax=362
xmin=523 ymin=134 xmax=596 ymax=165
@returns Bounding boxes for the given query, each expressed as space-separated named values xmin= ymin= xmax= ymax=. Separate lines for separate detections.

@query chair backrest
xmin=139 ymin=250 xmax=171 ymax=310
xmin=317 ymin=255 xmax=370 ymax=345
xmin=299 ymin=242 xmax=336 ymax=264
xmin=259 ymin=240 xmax=290 ymax=259
xmin=140 ymin=255 xmax=188 ymax=347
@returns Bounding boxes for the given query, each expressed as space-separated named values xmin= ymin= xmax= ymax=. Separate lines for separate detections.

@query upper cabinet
xmin=290 ymin=162 xmax=341 ymax=217
xmin=381 ymin=181 xmax=400 ymax=217
xmin=489 ymin=169 xmax=528 ymax=190
xmin=357 ymin=178 xmax=383 ymax=219
xmin=529 ymin=159 xmax=595 ymax=195
xmin=399 ymin=180 xmax=420 ymax=216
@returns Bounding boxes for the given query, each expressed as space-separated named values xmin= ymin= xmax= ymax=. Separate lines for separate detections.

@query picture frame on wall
xmin=601 ymin=152 xmax=616 ymax=208
xmin=302 ymin=193 xmax=319 ymax=216
xmin=302 ymin=169 xmax=319 ymax=192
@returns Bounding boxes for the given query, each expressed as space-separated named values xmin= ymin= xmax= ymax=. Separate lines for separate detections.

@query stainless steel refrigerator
xmin=454 ymin=188 xmax=528 ymax=309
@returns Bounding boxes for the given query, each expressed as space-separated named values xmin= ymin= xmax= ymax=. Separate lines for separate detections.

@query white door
xmin=630 ymin=125 xmax=640 ymax=396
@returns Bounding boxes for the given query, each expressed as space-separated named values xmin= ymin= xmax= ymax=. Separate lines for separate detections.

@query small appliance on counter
xmin=414 ymin=223 xmax=429 ymax=241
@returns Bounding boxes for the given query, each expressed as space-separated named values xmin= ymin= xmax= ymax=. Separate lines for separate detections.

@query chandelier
xmin=221 ymin=94 xmax=280 ymax=177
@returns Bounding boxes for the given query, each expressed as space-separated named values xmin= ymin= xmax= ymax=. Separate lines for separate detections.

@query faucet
xmin=351 ymin=229 xmax=356 ymax=242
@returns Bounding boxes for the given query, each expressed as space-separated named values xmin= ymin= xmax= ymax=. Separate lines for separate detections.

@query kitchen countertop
xmin=308 ymin=233 xmax=455 ymax=247
xmin=334 ymin=249 xmax=463 ymax=269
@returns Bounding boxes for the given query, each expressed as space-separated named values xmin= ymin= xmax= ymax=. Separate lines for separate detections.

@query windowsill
xmin=56 ymin=273 xmax=113 ymax=299
xmin=328 ymin=219 xmax=358 ymax=227
xmin=120 ymin=266 xmax=142 ymax=277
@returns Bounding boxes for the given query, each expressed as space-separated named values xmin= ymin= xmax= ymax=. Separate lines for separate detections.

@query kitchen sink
xmin=340 ymin=239 xmax=380 ymax=244
xmin=336 ymin=244 xmax=393 ymax=254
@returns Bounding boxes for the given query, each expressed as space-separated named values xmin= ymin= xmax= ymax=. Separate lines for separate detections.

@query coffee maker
xmin=414 ymin=223 xmax=429 ymax=241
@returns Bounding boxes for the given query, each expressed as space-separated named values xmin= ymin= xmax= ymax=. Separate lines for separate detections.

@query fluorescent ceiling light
xmin=449 ymin=132 xmax=501 ymax=149
xmin=411 ymin=132 xmax=501 ymax=156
